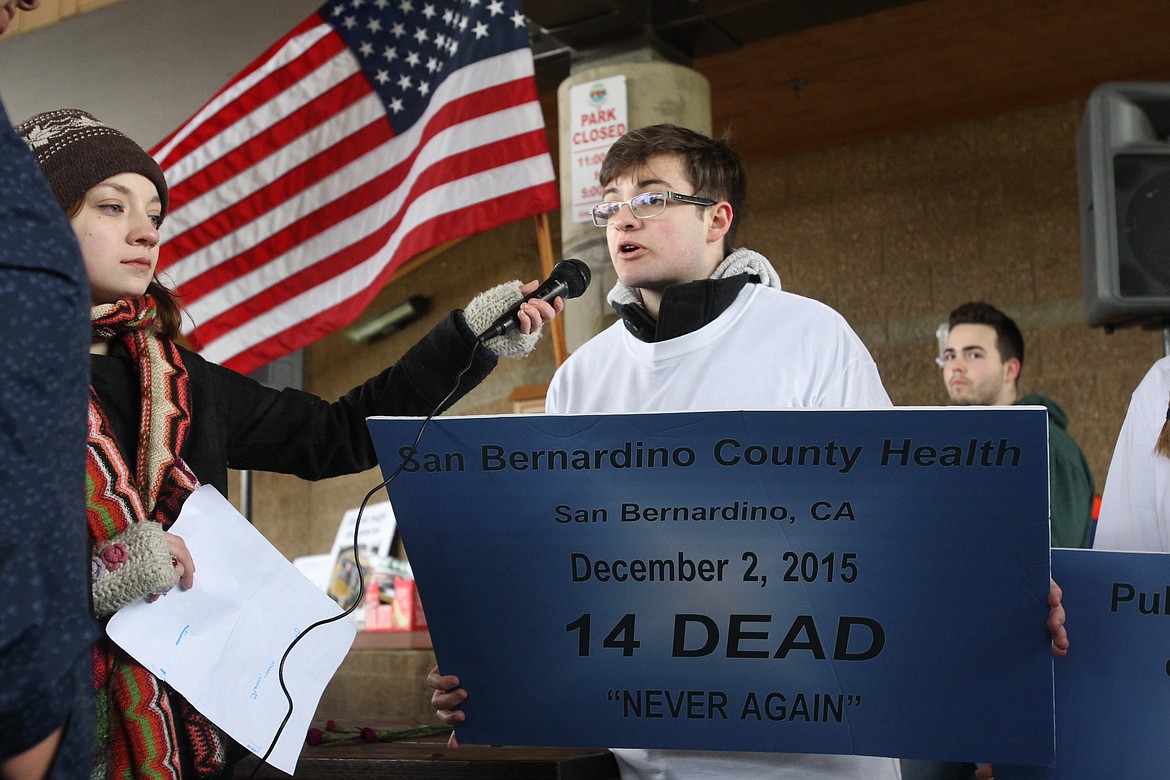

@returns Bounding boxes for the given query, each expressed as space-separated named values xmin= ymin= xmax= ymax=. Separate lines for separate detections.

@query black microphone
xmin=477 ymin=258 xmax=591 ymax=342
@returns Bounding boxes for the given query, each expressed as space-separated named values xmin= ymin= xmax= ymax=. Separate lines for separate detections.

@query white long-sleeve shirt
xmin=1095 ymin=356 xmax=1170 ymax=552
xmin=547 ymin=281 xmax=899 ymax=780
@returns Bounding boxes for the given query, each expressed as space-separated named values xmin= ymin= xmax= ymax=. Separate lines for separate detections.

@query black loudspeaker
xmin=1077 ymin=82 xmax=1170 ymax=331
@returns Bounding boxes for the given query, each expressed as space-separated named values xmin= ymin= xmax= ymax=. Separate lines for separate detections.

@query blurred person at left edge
xmin=0 ymin=2 xmax=100 ymax=779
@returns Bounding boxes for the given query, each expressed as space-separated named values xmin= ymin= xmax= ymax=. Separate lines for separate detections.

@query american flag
xmin=152 ymin=0 xmax=558 ymax=373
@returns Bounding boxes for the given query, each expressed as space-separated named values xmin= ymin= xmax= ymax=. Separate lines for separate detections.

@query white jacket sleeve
xmin=1095 ymin=356 xmax=1170 ymax=552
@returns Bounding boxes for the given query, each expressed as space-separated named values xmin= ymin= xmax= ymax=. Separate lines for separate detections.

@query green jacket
xmin=1017 ymin=393 xmax=1095 ymax=548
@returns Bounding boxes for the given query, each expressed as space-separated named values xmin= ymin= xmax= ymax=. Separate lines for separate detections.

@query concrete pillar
xmin=557 ymin=56 xmax=711 ymax=353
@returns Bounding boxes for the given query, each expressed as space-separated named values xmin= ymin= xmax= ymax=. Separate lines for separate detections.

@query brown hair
xmin=948 ymin=301 xmax=1025 ymax=374
xmin=1156 ymin=391 xmax=1170 ymax=458
xmin=599 ymin=124 xmax=747 ymax=255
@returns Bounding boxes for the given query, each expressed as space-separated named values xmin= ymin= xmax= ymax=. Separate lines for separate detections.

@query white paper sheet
xmin=106 ymin=485 xmax=356 ymax=774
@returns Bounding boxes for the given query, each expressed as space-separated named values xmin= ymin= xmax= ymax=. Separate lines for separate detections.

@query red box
xmin=363 ymin=602 xmax=394 ymax=631
xmin=389 ymin=576 xmax=427 ymax=631
xmin=361 ymin=575 xmax=427 ymax=632
xmin=362 ymin=575 xmax=393 ymax=632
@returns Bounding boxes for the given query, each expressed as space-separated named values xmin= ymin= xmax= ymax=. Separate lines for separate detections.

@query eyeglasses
xmin=590 ymin=191 xmax=717 ymax=227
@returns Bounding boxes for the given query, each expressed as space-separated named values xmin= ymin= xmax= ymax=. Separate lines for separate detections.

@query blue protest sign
xmin=999 ymin=548 xmax=1170 ymax=779
xmin=367 ymin=408 xmax=1054 ymax=765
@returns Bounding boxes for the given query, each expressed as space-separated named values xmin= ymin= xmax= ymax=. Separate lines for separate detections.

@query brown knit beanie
xmin=14 ymin=108 xmax=169 ymax=220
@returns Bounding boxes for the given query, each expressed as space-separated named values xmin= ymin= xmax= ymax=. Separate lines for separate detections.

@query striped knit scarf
xmin=88 ymin=296 xmax=228 ymax=779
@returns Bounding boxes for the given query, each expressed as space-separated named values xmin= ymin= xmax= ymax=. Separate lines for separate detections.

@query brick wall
xmin=741 ymin=98 xmax=1164 ymax=494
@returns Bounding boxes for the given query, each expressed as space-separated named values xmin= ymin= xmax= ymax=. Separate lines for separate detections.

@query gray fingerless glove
xmin=462 ymin=280 xmax=541 ymax=358
xmin=91 ymin=521 xmax=176 ymax=618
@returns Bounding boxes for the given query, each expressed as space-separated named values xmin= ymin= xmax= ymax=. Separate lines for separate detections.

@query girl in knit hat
xmin=15 ymin=108 xmax=562 ymax=779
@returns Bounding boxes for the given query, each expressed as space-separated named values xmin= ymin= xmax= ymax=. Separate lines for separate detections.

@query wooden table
xmin=235 ymin=731 xmax=619 ymax=779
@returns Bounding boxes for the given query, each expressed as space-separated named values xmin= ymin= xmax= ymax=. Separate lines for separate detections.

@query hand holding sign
xmin=372 ymin=409 xmax=1055 ymax=764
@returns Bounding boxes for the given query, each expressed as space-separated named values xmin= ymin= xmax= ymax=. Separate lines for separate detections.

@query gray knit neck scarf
xmin=606 ymin=247 xmax=782 ymax=310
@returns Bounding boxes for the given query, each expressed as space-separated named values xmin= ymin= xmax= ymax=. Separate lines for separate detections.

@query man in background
xmin=903 ymin=301 xmax=1093 ymax=780
xmin=938 ymin=301 xmax=1094 ymax=548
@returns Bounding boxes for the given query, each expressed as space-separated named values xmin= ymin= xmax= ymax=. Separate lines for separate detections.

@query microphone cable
xmin=248 ymin=337 xmax=480 ymax=776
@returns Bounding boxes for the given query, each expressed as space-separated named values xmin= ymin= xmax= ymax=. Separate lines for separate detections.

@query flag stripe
xmin=164 ymin=62 xmax=371 ymax=219
xmin=153 ymin=16 xmax=336 ymax=170
xmin=197 ymin=170 xmax=558 ymax=366
xmin=199 ymin=182 xmax=561 ymax=368
xmin=160 ymin=34 xmax=348 ymax=184
xmin=163 ymin=45 xmax=538 ymax=288
xmin=166 ymin=44 xmax=541 ymax=300
xmin=154 ymin=0 xmax=559 ymax=374
xmin=173 ymin=73 xmax=542 ymax=314
xmin=188 ymin=125 xmax=554 ymax=347
xmin=163 ymin=78 xmax=385 ymax=268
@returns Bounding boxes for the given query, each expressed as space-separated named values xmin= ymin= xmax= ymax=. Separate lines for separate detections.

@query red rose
xmin=360 ymin=727 xmax=378 ymax=743
xmin=325 ymin=720 xmax=338 ymax=732
xmin=306 ymin=728 xmax=324 ymax=746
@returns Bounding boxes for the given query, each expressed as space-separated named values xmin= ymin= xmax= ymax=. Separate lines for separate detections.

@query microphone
xmin=477 ymin=258 xmax=591 ymax=342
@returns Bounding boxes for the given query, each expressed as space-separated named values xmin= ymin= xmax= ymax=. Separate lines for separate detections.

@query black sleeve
xmin=190 ymin=310 xmax=497 ymax=480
